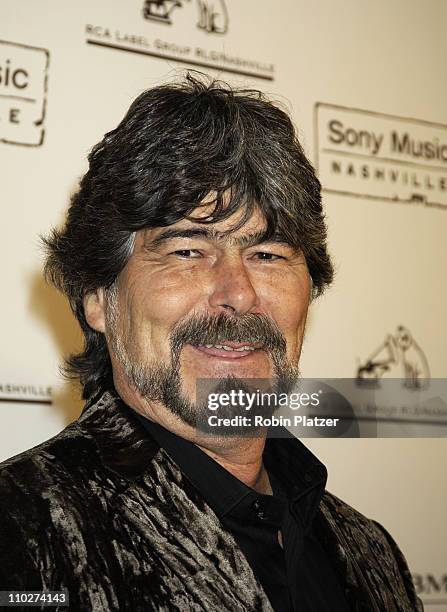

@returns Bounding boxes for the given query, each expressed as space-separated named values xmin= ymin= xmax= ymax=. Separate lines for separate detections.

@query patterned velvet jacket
xmin=0 ymin=389 xmax=422 ymax=611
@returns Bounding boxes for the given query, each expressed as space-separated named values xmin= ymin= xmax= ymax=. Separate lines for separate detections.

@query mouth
xmin=188 ymin=342 xmax=264 ymax=360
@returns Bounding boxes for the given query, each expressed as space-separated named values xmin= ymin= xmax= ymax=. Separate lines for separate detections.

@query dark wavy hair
xmin=43 ymin=72 xmax=334 ymax=399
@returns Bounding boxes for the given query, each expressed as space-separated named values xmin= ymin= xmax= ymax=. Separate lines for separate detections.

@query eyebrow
xmin=145 ymin=227 xmax=297 ymax=250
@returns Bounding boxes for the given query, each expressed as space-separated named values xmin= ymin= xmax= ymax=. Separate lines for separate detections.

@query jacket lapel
xmin=316 ymin=501 xmax=381 ymax=611
xmin=78 ymin=389 xmax=273 ymax=611
xmin=317 ymin=494 xmax=416 ymax=612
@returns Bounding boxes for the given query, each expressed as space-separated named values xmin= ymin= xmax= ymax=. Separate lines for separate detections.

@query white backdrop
xmin=1 ymin=1 xmax=446 ymax=607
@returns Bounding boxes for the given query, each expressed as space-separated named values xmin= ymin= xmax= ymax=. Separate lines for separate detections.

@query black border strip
xmin=0 ymin=397 xmax=52 ymax=405
xmin=0 ymin=93 xmax=36 ymax=103
xmin=86 ymin=39 xmax=274 ymax=81
xmin=322 ymin=147 xmax=447 ymax=173
xmin=311 ymin=415 xmax=447 ymax=427
xmin=321 ymin=188 xmax=447 ymax=210
xmin=315 ymin=101 xmax=447 ymax=130
xmin=348 ymin=416 xmax=447 ymax=427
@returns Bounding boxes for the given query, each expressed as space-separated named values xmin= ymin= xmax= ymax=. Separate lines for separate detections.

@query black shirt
xmin=133 ymin=414 xmax=349 ymax=612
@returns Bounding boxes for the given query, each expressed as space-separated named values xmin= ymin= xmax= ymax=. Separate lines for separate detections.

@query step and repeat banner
xmin=1 ymin=1 xmax=446 ymax=608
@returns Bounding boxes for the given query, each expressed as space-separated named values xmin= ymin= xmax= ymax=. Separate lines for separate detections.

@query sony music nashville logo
xmin=0 ymin=40 xmax=49 ymax=147
xmin=315 ymin=103 xmax=447 ymax=209
xmin=143 ymin=0 xmax=229 ymax=34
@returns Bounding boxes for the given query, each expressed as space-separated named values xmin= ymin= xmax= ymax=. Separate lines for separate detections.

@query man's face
xmin=97 ymin=205 xmax=311 ymax=428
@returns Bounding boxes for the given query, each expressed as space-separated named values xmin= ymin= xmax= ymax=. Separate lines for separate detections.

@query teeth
xmin=198 ymin=344 xmax=256 ymax=351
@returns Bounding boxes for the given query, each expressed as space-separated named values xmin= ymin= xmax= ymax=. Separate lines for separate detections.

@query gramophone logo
xmin=357 ymin=325 xmax=430 ymax=389
xmin=197 ymin=0 xmax=228 ymax=34
xmin=142 ymin=0 xmax=229 ymax=34
xmin=142 ymin=0 xmax=187 ymax=25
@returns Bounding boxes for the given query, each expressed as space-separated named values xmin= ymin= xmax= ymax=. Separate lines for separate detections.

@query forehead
xmin=137 ymin=205 xmax=269 ymax=247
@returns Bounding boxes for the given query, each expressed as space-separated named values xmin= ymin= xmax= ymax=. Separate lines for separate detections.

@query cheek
xmin=270 ymin=298 xmax=309 ymax=339
xmin=123 ymin=268 xmax=207 ymax=346
xmin=148 ymin=270 xmax=207 ymax=323
xmin=260 ymin=274 xmax=310 ymax=335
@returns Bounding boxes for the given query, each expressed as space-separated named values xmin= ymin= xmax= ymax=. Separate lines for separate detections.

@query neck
xmin=113 ymin=374 xmax=272 ymax=494
xmin=197 ymin=436 xmax=272 ymax=495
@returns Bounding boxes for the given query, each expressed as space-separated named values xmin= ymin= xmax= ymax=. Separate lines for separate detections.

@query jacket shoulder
xmin=0 ymin=418 xmax=98 ymax=496
xmin=0 ymin=420 xmax=99 ymax=590
xmin=0 ymin=388 xmax=153 ymax=494
xmin=0 ymin=421 xmax=89 ymax=486
xmin=0 ymin=392 xmax=147 ymax=595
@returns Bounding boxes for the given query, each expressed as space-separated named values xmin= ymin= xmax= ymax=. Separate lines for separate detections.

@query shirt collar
xmin=133 ymin=413 xmax=327 ymax=531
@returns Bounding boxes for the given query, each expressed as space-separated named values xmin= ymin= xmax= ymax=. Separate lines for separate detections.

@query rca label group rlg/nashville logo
xmin=86 ymin=0 xmax=274 ymax=81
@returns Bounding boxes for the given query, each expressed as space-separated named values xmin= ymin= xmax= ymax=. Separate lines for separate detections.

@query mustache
xmin=170 ymin=312 xmax=287 ymax=357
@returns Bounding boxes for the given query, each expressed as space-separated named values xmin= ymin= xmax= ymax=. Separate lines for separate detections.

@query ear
xmin=83 ymin=288 xmax=106 ymax=333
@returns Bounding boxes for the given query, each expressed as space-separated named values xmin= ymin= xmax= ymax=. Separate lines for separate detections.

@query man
xmin=0 ymin=74 xmax=421 ymax=611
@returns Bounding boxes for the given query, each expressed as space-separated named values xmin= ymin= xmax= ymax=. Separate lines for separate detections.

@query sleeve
xmin=372 ymin=520 xmax=424 ymax=612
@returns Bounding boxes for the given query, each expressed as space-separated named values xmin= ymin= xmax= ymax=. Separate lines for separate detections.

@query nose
xmin=207 ymin=254 xmax=259 ymax=315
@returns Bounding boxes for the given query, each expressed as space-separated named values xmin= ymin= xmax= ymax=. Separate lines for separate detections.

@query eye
xmin=252 ymin=252 xmax=284 ymax=261
xmin=170 ymin=249 xmax=202 ymax=258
